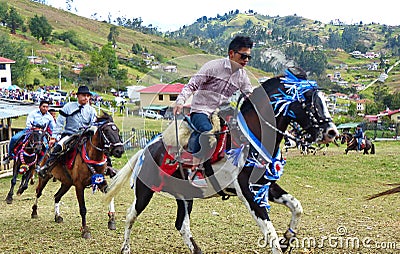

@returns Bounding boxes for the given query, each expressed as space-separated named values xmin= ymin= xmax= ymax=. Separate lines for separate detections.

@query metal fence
xmin=120 ymin=129 xmax=160 ymax=150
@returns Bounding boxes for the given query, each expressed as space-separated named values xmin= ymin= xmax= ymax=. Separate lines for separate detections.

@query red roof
xmin=0 ymin=57 xmax=15 ymax=64
xmin=139 ymin=83 xmax=185 ymax=94
xmin=379 ymin=108 xmax=400 ymax=116
xmin=364 ymin=115 xmax=378 ymax=122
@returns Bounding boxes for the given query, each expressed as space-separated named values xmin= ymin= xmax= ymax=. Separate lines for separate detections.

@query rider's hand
xmin=173 ymin=104 xmax=183 ymax=115
xmin=49 ymin=138 xmax=56 ymax=147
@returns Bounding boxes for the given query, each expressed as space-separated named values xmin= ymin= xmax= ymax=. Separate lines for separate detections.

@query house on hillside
xmin=355 ymin=99 xmax=370 ymax=112
xmin=0 ymin=57 xmax=15 ymax=89
xmin=162 ymin=65 xmax=177 ymax=73
xmin=139 ymin=83 xmax=187 ymax=114
xmin=378 ymin=108 xmax=400 ymax=123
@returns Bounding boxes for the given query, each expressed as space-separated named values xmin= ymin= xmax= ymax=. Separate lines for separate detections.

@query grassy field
xmin=0 ymin=141 xmax=399 ymax=253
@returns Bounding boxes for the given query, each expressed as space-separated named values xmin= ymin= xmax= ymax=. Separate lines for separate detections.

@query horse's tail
xmin=370 ymin=143 xmax=375 ymax=154
xmin=104 ymin=149 xmax=144 ymax=204
xmin=367 ymin=183 xmax=400 ymax=200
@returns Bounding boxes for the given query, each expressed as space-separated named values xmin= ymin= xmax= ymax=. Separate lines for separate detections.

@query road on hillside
xmin=362 ymin=60 xmax=400 ymax=91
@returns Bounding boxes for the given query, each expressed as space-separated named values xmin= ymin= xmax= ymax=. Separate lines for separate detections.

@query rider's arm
xmin=238 ymin=70 xmax=253 ymax=96
xmin=48 ymin=115 xmax=56 ymax=133
xmin=25 ymin=110 xmax=36 ymax=128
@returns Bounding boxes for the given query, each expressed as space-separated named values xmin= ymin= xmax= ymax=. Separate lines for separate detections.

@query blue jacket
xmin=354 ymin=128 xmax=363 ymax=139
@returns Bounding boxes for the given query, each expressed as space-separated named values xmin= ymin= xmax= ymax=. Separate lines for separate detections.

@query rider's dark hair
xmin=39 ymin=100 xmax=49 ymax=107
xmin=228 ymin=36 xmax=253 ymax=52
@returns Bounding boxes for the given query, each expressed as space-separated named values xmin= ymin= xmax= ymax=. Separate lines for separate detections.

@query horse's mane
xmin=240 ymin=76 xmax=281 ymax=115
xmin=240 ymin=67 xmax=308 ymax=115
xmin=96 ymin=112 xmax=113 ymax=123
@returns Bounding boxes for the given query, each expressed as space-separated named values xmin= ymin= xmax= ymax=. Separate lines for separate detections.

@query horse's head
xmin=93 ymin=113 xmax=124 ymax=158
xmin=261 ymin=68 xmax=338 ymax=145
xmin=340 ymin=132 xmax=352 ymax=144
xmin=26 ymin=124 xmax=48 ymax=154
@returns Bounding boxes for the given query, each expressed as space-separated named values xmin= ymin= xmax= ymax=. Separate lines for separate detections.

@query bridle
xmin=24 ymin=127 xmax=47 ymax=152
xmin=89 ymin=121 xmax=124 ymax=153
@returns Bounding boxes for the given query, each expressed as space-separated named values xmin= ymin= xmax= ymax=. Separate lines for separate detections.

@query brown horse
xmin=340 ymin=132 xmax=375 ymax=154
xmin=31 ymin=113 xmax=124 ymax=238
xmin=105 ymin=69 xmax=339 ymax=254
xmin=5 ymin=125 xmax=49 ymax=204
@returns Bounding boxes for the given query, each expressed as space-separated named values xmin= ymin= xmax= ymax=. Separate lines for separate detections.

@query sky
xmin=46 ymin=0 xmax=399 ymax=32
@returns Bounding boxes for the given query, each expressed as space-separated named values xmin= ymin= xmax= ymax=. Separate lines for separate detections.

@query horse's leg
xmin=73 ymin=185 xmax=91 ymax=239
xmin=31 ymin=174 xmax=52 ymax=218
xmin=17 ymin=169 xmax=33 ymax=195
xmin=5 ymin=165 xmax=18 ymax=204
xmin=121 ymin=180 xmax=154 ymax=254
xmin=175 ymin=199 xmax=201 ymax=254
xmin=107 ymin=197 xmax=116 ymax=230
xmin=53 ymin=183 xmax=72 ymax=223
xmin=269 ymin=182 xmax=303 ymax=252
xmin=30 ymin=172 xmax=35 ymax=185
xmin=236 ymin=171 xmax=283 ymax=254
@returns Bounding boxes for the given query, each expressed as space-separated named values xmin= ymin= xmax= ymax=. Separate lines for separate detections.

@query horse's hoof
xmin=81 ymin=226 xmax=91 ymax=239
xmin=5 ymin=197 xmax=12 ymax=204
xmin=108 ymin=220 xmax=116 ymax=230
xmin=54 ymin=215 xmax=63 ymax=223
xmin=82 ymin=231 xmax=91 ymax=239
xmin=31 ymin=213 xmax=38 ymax=219
xmin=121 ymin=245 xmax=131 ymax=254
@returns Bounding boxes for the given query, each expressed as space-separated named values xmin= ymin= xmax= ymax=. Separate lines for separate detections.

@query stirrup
xmin=188 ymin=166 xmax=208 ymax=188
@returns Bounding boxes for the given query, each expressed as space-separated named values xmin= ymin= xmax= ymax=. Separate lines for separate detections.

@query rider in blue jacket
xmin=354 ymin=124 xmax=364 ymax=151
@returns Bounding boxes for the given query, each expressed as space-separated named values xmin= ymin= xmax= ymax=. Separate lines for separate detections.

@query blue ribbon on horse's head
xmin=270 ymin=69 xmax=319 ymax=118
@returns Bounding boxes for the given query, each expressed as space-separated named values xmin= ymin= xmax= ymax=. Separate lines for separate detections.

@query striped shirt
xmin=53 ymin=102 xmax=97 ymax=138
xmin=176 ymin=57 xmax=253 ymax=116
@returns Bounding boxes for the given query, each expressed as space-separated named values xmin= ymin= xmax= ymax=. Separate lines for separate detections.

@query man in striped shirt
xmin=173 ymin=35 xmax=254 ymax=188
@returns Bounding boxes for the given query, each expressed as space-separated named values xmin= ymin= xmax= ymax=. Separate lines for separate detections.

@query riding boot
xmin=37 ymin=144 xmax=62 ymax=178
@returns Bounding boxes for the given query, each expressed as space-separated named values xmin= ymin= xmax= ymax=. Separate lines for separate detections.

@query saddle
xmin=160 ymin=111 xmax=228 ymax=176
xmin=59 ymin=132 xmax=89 ymax=170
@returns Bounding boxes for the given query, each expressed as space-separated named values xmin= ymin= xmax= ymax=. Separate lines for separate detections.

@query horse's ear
xmin=288 ymin=66 xmax=307 ymax=79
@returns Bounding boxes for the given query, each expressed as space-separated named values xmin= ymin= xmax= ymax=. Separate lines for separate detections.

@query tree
xmin=298 ymin=50 xmax=327 ymax=76
xmin=348 ymin=102 xmax=357 ymax=117
xmin=0 ymin=2 xmax=8 ymax=26
xmin=107 ymin=26 xmax=119 ymax=48
xmin=5 ymin=7 xmax=24 ymax=34
xmin=29 ymin=15 xmax=53 ymax=44
xmin=0 ymin=34 xmax=31 ymax=85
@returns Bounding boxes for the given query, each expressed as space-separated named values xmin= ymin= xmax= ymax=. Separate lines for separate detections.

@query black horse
xmin=105 ymin=68 xmax=339 ymax=254
xmin=340 ymin=132 xmax=375 ymax=154
xmin=5 ymin=125 xmax=48 ymax=204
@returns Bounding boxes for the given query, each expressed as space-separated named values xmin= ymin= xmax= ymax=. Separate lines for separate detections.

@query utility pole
xmin=58 ymin=63 xmax=62 ymax=90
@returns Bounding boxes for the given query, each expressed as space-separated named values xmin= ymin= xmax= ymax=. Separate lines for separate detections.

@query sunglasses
xmin=234 ymin=51 xmax=252 ymax=60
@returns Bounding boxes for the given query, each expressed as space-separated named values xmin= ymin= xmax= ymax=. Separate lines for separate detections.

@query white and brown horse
xmin=105 ymin=68 xmax=339 ymax=253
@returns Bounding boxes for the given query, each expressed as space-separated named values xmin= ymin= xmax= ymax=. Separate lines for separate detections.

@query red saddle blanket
xmin=65 ymin=149 xmax=78 ymax=170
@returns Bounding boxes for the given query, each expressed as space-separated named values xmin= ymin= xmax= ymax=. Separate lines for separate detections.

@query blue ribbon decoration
xmin=270 ymin=69 xmax=318 ymax=118
xmin=91 ymin=173 xmax=105 ymax=193
xmin=226 ymin=144 xmax=245 ymax=167
xmin=249 ymin=182 xmax=272 ymax=211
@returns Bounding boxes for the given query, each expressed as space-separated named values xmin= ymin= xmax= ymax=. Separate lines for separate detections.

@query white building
xmin=0 ymin=57 xmax=15 ymax=89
